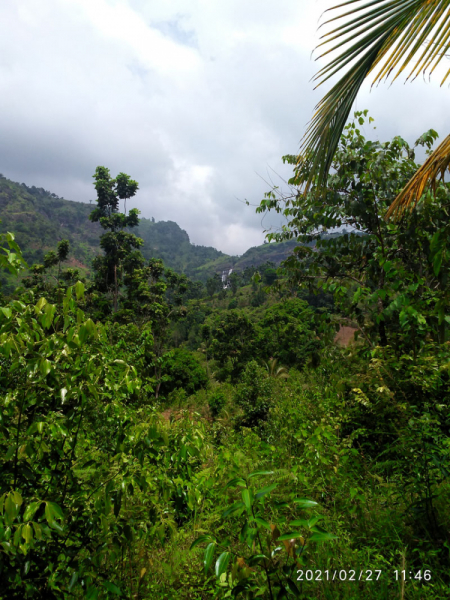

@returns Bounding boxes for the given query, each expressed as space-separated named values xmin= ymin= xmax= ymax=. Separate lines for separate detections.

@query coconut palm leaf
xmin=298 ymin=0 xmax=450 ymax=212
xmin=386 ymin=133 xmax=450 ymax=218
xmin=264 ymin=358 xmax=289 ymax=379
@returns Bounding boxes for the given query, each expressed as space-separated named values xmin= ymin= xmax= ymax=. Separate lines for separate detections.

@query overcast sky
xmin=1 ymin=0 xmax=449 ymax=254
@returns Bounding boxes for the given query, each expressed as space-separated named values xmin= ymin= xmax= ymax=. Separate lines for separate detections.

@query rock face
xmin=334 ymin=326 xmax=358 ymax=346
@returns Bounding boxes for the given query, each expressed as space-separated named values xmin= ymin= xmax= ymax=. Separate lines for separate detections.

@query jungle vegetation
xmin=0 ymin=113 xmax=449 ymax=600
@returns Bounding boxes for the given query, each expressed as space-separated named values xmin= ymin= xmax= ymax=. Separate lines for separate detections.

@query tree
xmin=206 ymin=273 xmax=222 ymax=299
xmin=210 ymin=311 xmax=262 ymax=380
xmin=264 ymin=357 xmax=288 ymax=380
xmin=115 ymin=172 xmax=138 ymax=216
xmin=297 ymin=0 xmax=450 ymax=218
xmin=258 ymin=112 xmax=450 ymax=349
xmin=43 ymin=239 xmax=70 ymax=281
xmin=229 ymin=272 xmax=240 ymax=295
xmin=90 ymin=167 xmax=143 ymax=313
xmin=261 ymin=298 xmax=321 ymax=366
xmin=124 ymin=257 xmax=189 ymax=397
xmin=23 ymin=240 xmax=80 ymax=299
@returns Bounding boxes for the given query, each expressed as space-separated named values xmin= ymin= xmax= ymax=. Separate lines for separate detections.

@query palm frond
xmin=386 ymin=134 xmax=450 ymax=218
xmin=298 ymin=0 xmax=450 ymax=193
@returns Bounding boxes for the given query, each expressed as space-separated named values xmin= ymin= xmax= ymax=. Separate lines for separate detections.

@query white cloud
xmin=0 ymin=0 xmax=448 ymax=255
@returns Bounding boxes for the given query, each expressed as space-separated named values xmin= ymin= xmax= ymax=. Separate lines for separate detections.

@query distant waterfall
xmin=222 ymin=268 xmax=233 ymax=289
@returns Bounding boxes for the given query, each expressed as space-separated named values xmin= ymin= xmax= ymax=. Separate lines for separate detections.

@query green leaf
xmin=248 ymin=471 xmax=274 ymax=479
xmin=286 ymin=577 xmax=301 ymax=597
xmin=35 ymin=297 xmax=47 ymax=311
xmin=86 ymin=585 xmax=99 ymax=600
xmin=39 ymin=359 xmax=52 ymax=377
xmin=24 ymin=501 xmax=41 ymax=521
xmin=307 ymin=516 xmax=321 ymax=528
xmin=242 ymin=489 xmax=252 ymax=512
xmin=204 ymin=542 xmax=215 ymax=573
xmin=253 ymin=516 xmax=271 ymax=529
xmin=309 ymin=525 xmax=337 ymax=542
xmin=273 ymin=500 xmax=289 ymax=509
xmin=102 ymin=581 xmax=121 ymax=595
xmin=74 ymin=280 xmax=85 ymax=300
xmin=255 ymin=483 xmax=278 ymax=500
xmin=41 ymin=303 xmax=56 ymax=328
xmin=32 ymin=522 xmax=42 ymax=540
xmin=69 ymin=572 xmax=79 ymax=592
xmin=292 ymin=498 xmax=318 ymax=508
xmin=224 ymin=477 xmax=246 ymax=490
xmin=4 ymin=446 xmax=14 ymax=461
xmin=0 ymin=307 xmax=12 ymax=319
xmin=79 ymin=325 xmax=89 ymax=345
xmin=50 ymin=521 xmax=64 ymax=534
xmin=222 ymin=501 xmax=245 ymax=518
xmin=190 ymin=535 xmax=214 ymax=551
xmin=277 ymin=531 xmax=305 ymax=541
xmin=44 ymin=501 xmax=63 ymax=525
xmin=22 ymin=523 xmax=33 ymax=544
xmin=247 ymin=554 xmax=269 ymax=566
xmin=215 ymin=551 xmax=231 ymax=578
xmin=12 ymin=491 xmax=23 ymax=505
xmin=4 ymin=494 xmax=19 ymax=524
xmin=289 ymin=519 xmax=308 ymax=528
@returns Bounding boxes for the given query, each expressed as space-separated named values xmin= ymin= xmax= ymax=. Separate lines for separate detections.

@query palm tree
xmin=264 ymin=358 xmax=289 ymax=379
xmin=297 ymin=0 xmax=450 ymax=219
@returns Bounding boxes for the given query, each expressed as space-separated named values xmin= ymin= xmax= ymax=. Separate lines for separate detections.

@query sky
xmin=1 ymin=0 xmax=449 ymax=255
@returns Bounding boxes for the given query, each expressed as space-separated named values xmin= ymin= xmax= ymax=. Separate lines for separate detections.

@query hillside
xmin=0 ymin=175 xmax=301 ymax=285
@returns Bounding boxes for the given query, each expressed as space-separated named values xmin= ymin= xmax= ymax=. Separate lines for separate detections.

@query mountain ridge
xmin=0 ymin=175 xmax=297 ymax=286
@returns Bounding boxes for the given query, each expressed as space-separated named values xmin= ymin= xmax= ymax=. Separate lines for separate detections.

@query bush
xmin=159 ymin=348 xmax=208 ymax=396
xmin=233 ymin=361 xmax=273 ymax=429
xmin=208 ymin=389 xmax=227 ymax=418
xmin=227 ymin=298 xmax=238 ymax=310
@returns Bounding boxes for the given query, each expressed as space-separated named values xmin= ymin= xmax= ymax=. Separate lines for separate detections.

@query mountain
xmin=0 ymin=175 xmax=298 ymax=285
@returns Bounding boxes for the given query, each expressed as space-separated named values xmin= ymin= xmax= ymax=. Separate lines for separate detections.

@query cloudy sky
xmin=1 ymin=0 xmax=449 ymax=254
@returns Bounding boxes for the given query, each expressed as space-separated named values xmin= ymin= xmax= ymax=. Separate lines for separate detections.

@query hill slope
xmin=0 ymin=175 xmax=299 ymax=284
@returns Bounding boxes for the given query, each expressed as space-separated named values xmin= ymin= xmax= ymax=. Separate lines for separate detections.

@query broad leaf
xmin=204 ymin=542 xmax=215 ymax=573
xmin=215 ymin=551 xmax=231 ymax=578
xmin=255 ymin=483 xmax=278 ymax=500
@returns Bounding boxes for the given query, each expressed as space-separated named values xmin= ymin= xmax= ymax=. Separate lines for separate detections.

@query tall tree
xmin=115 ymin=172 xmax=139 ymax=216
xmin=90 ymin=167 xmax=143 ymax=313
xmin=297 ymin=0 xmax=450 ymax=218
xmin=124 ymin=257 xmax=188 ymax=396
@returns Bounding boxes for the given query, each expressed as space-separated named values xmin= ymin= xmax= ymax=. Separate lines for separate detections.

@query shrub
xmin=208 ymin=389 xmax=227 ymax=418
xmin=227 ymin=298 xmax=238 ymax=310
xmin=159 ymin=348 xmax=208 ymax=396
xmin=233 ymin=360 xmax=273 ymax=429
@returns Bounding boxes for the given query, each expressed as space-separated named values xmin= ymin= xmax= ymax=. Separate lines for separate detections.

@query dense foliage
xmin=1 ymin=120 xmax=450 ymax=600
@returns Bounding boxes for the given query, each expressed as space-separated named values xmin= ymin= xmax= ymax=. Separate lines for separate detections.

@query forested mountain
xmin=0 ymin=175 xmax=298 ymax=285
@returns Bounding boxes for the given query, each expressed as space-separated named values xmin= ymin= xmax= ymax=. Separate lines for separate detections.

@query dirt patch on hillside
xmin=334 ymin=326 xmax=358 ymax=346
xmin=67 ymin=257 xmax=88 ymax=270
